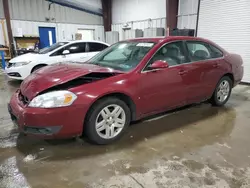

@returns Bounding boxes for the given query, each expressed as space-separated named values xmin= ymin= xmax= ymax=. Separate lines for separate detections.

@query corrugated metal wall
xmin=112 ymin=18 xmax=166 ymax=41
xmin=198 ymin=0 xmax=250 ymax=83
xmin=177 ymin=0 xmax=198 ymax=29
xmin=111 ymin=0 xmax=166 ymax=41
xmin=112 ymin=0 xmax=166 ymax=24
xmin=11 ymin=20 xmax=105 ymax=42
xmin=8 ymin=0 xmax=103 ymax=25
xmin=0 ymin=0 xmax=105 ymax=45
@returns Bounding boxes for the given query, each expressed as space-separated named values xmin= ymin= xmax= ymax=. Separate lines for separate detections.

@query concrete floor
xmin=0 ymin=73 xmax=250 ymax=188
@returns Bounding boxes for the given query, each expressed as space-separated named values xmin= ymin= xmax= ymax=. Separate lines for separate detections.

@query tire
xmin=31 ymin=65 xmax=46 ymax=73
xmin=210 ymin=76 xmax=233 ymax=106
xmin=84 ymin=97 xmax=131 ymax=145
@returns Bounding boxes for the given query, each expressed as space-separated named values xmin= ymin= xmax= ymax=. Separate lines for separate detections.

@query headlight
xmin=13 ymin=61 xmax=31 ymax=67
xmin=28 ymin=90 xmax=77 ymax=108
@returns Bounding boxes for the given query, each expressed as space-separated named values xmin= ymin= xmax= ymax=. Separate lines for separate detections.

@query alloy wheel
xmin=95 ymin=104 xmax=126 ymax=139
xmin=217 ymin=80 xmax=230 ymax=103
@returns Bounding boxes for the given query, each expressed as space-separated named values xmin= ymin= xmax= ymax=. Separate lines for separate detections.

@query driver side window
xmin=145 ymin=41 xmax=188 ymax=70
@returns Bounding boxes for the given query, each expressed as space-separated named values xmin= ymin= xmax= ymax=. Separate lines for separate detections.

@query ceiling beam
xmin=46 ymin=0 xmax=103 ymax=16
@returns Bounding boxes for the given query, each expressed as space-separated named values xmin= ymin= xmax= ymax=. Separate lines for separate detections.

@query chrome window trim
xmin=141 ymin=40 xmax=225 ymax=74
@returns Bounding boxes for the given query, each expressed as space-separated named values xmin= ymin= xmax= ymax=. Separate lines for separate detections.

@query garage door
xmin=197 ymin=0 xmax=250 ymax=83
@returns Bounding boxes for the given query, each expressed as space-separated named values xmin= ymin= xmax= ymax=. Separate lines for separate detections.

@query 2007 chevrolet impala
xmin=8 ymin=36 xmax=244 ymax=144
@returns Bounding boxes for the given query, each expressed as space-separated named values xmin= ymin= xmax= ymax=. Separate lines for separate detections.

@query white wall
xmin=112 ymin=0 xmax=166 ymax=24
xmin=112 ymin=18 xmax=166 ymax=41
xmin=177 ymin=0 xmax=198 ymax=29
xmin=11 ymin=20 xmax=105 ymax=42
xmin=111 ymin=0 xmax=166 ymax=41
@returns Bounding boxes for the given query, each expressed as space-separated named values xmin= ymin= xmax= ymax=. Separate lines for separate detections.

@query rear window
xmin=88 ymin=42 xmax=109 ymax=52
xmin=209 ymin=45 xmax=223 ymax=58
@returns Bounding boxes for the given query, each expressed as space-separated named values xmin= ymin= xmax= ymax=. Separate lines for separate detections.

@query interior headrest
xmin=194 ymin=50 xmax=209 ymax=58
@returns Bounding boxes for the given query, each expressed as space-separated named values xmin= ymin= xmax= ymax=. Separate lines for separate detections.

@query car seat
xmin=193 ymin=50 xmax=209 ymax=61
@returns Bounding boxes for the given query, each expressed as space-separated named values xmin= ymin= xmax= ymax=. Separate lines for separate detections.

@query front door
xmin=49 ymin=42 xmax=87 ymax=63
xmin=138 ymin=41 xmax=189 ymax=115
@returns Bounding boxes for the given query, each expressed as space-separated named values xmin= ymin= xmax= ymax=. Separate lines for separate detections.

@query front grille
xmin=19 ymin=92 xmax=29 ymax=105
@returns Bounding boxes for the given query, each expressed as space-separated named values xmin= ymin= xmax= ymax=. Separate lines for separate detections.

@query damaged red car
xmin=8 ymin=36 xmax=243 ymax=144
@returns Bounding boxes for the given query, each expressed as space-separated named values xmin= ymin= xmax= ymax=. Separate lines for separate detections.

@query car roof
xmin=125 ymin=36 xmax=207 ymax=43
xmin=62 ymin=40 xmax=110 ymax=45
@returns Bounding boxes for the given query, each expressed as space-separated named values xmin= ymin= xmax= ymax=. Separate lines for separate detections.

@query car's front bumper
xmin=8 ymin=90 xmax=85 ymax=139
xmin=5 ymin=65 xmax=31 ymax=80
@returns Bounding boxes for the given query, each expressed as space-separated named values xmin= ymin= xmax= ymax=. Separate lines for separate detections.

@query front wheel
xmin=210 ymin=76 xmax=232 ymax=106
xmin=84 ymin=97 xmax=131 ymax=145
xmin=31 ymin=65 xmax=46 ymax=73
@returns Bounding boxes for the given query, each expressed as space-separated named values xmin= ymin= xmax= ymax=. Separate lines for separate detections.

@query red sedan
xmin=8 ymin=36 xmax=243 ymax=144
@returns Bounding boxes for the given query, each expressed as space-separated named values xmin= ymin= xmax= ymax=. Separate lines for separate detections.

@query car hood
xmin=9 ymin=53 xmax=43 ymax=63
xmin=20 ymin=63 xmax=122 ymax=100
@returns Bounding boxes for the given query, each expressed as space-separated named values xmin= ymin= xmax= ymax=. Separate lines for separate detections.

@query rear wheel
xmin=210 ymin=76 xmax=232 ymax=106
xmin=84 ymin=97 xmax=131 ymax=145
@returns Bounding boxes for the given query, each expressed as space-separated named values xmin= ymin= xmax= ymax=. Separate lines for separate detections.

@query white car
xmin=5 ymin=40 xmax=110 ymax=80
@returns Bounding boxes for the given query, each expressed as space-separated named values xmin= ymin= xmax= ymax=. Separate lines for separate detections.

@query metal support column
xmin=101 ymin=0 xmax=112 ymax=32
xmin=166 ymin=0 xmax=179 ymax=36
xmin=3 ymin=0 xmax=14 ymax=57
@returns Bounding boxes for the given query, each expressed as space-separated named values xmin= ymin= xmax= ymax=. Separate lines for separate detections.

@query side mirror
xmin=150 ymin=60 xmax=169 ymax=69
xmin=62 ymin=50 xmax=70 ymax=55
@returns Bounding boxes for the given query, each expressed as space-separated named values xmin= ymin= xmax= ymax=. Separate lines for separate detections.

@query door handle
xmin=179 ymin=70 xmax=188 ymax=75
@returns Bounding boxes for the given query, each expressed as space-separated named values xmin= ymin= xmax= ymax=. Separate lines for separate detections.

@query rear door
xmin=183 ymin=41 xmax=223 ymax=103
xmin=64 ymin=42 xmax=88 ymax=62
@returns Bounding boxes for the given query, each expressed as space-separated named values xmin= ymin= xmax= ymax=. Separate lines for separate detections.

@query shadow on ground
xmin=14 ymin=103 xmax=236 ymax=161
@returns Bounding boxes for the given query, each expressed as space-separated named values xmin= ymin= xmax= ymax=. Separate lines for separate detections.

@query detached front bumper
xmin=8 ymin=90 xmax=85 ymax=139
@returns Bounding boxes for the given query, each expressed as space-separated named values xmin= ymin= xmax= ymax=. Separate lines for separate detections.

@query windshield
xmin=39 ymin=42 xmax=68 ymax=54
xmin=87 ymin=41 xmax=156 ymax=72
